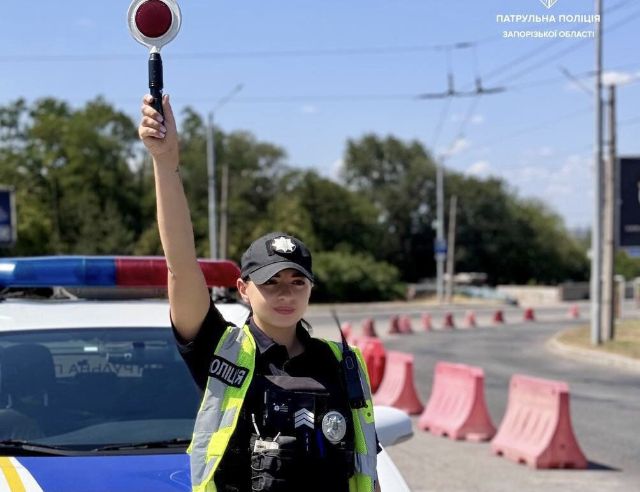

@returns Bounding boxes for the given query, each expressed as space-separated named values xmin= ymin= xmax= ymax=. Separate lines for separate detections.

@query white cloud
xmin=331 ymin=158 xmax=343 ymax=179
xmin=602 ymin=71 xmax=635 ymax=86
xmin=566 ymin=70 xmax=637 ymax=92
xmin=442 ymin=137 xmax=470 ymax=157
xmin=465 ymin=160 xmax=492 ymax=177
xmin=317 ymin=158 xmax=343 ymax=181
xmin=471 ymin=114 xmax=485 ymax=125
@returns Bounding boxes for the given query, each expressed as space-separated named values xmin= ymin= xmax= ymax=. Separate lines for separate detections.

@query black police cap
xmin=240 ymin=232 xmax=314 ymax=285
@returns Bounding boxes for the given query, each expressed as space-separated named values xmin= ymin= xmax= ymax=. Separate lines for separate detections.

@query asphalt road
xmin=306 ymin=303 xmax=640 ymax=491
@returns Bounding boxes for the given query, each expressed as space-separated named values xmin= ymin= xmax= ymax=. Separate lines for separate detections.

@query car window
xmin=0 ymin=328 xmax=200 ymax=449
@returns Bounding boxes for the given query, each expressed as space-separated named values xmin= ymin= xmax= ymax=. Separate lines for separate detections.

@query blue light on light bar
xmin=0 ymin=257 xmax=116 ymax=287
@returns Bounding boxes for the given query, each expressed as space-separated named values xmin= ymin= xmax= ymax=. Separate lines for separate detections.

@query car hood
xmin=1 ymin=454 xmax=191 ymax=492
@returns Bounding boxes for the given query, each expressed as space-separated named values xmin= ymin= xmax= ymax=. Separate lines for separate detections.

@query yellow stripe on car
xmin=0 ymin=458 xmax=43 ymax=492
xmin=0 ymin=457 xmax=26 ymax=492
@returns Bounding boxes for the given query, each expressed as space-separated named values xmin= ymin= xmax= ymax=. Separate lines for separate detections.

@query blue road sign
xmin=0 ymin=187 xmax=17 ymax=247
xmin=434 ymin=239 xmax=447 ymax=256
xmin=618 ymin=157 xmax=640 ymax=249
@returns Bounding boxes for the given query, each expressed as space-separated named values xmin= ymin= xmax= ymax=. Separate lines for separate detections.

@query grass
xmin=557 ymin=319 xmax=640 ymax=360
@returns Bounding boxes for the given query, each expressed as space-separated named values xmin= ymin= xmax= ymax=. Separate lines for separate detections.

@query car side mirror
xmin=373 ymin=405 xmax=413 ymax=447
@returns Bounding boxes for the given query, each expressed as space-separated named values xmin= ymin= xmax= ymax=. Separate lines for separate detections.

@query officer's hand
xmin=138 ymin=94 xmax=179 ymax=161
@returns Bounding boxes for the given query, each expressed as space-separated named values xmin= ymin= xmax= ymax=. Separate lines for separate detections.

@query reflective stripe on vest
xmin=188 ymin=324 xmax=255 ymax=492
xmin=188 ymin=328 xmax=377 ymax=492
xmin=323 ymin=341 xmax=378 ymax=492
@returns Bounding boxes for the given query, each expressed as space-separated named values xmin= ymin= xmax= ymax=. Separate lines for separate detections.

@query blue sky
xmin=2 ymin=0 xmax=639 ymax=229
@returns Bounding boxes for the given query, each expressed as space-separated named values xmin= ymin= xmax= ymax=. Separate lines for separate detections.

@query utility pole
xmin=590 ymin=0 xmax=603 ymax=346
xmin=436 ymin=161 xmax=446 ymax=302
xmin=206 ymin=113 xmax=218 ymax=259
xmin=420 ymin=74 xmax=503 ymax=304
xmin=602 ymin=84 xmax=617 ymax=341
xmin=205 ymin=83 xmax=243 ymax=260
xmin=219 ymin=160 xmax=230 ymax=260
xmin=445 ymin=195 xmax=458 ymax=303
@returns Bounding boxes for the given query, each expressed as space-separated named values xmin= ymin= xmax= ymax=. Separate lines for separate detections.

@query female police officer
xmin=138 ymin=94 xmax=380 ymax=492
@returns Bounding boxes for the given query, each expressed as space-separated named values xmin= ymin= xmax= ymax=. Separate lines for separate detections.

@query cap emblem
xmin=272 ymin=236 xmax=296 ymax=254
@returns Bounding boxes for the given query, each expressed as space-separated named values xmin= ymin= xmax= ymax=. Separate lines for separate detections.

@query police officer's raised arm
xmin=138 ymin=94 xmax=210 ymax=341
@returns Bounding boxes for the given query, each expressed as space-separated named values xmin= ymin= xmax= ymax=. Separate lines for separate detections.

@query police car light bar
xmin=0 ymin=256 xmax=240 ymax=289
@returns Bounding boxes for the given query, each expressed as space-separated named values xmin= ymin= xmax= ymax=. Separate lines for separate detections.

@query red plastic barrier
xmin=442 ymin=312 xmax=455 ymax=330
xmin=491 ymin=374 xmax=587 ymax=469
xmin=567 ymin=305 xmax=580 ymax=319
xmin=373 ymin=351 xmax=424 ymax=414
xmin=418 ymin=361 xmax=496 ymax=441
xmin=421 ymin=313 xmax=433 ymax=332
xmin=355 ymin=336 xmax=386 ymax=393
xmin=388 ymin=315 xmax=401 ymax=334
xmin=463 ymin=311 xmax=477 ymax=328
xmin=493 ymin=310 xmax=505 ymax=325
xmin=523 ymin=308 xmax=535 ymax=322
xmin=398 ymin=315 xmax=413 ymax=334
xmin=361 ymin=318 xmax=378 ymax=338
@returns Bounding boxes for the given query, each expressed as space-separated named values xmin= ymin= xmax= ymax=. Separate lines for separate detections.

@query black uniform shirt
xmin=173 ymin=300 xmax=360 ymax=492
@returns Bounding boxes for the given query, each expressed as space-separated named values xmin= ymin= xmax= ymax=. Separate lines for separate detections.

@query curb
xmin=546 ymin=331 xmax=640 ymax=373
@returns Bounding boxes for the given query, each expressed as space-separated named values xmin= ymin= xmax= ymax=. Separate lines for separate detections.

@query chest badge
xmin=322 ymin=410 xmax=347 ymax=443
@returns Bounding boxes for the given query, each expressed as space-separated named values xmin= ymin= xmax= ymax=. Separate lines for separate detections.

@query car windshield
xmin=0 ymin=328 xmax=200 ymax=451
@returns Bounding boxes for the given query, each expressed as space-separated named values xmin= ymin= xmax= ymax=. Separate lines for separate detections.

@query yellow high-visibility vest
xmin=188 ymin=324 xmax=378 ymax=492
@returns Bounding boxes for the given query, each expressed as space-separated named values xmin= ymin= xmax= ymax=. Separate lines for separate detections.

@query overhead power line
xmin=0 ymin=37 xmax=499 ymax=64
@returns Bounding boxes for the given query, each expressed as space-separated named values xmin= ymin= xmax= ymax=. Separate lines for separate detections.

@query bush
xmin=311 ymin=251 xmax=405 ymax=302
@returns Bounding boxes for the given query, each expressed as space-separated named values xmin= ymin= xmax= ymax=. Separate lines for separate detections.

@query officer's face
xmin=238 ymin=269 xmax=312 ymax=329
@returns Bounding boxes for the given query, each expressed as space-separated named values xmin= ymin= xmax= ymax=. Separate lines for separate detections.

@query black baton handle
xmin=149 ymin=52 xmax=164 ymax=119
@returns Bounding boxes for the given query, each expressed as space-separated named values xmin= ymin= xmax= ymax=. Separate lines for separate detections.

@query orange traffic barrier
xmin=418 ymin=361 xmax=496 ymax=441
xmin=491 ymin=374 xmax=587 ymax=469
xmin=463 ymin=311 xmax=477 ymax=328
xmin=361 ymin=318 xmax=378 ymax=338
xmin=523 ymin=308 xmax=535 ymax=322
xmin=373 ymin=351 xmax=424 ymax=414
xmin=388 ymin=315 xmax=401 ymax=334
xmin=567 ymin=305 xmax=580 ymax=319
xmin=442 ymin=312 xmax=455 ymax=330
xmin=355 ymin=336 xmax=386 ymax=393
xmin=398 ymin=315 xmax=413 ymax=334
xmin=421 ymin=313 xmax=433 ymax=332
xmin=493 ymin=310 xmax=505 ymax=325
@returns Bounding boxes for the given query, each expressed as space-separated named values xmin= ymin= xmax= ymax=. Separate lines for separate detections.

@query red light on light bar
xmin=115 ymin=257 xmax=240 ymax=288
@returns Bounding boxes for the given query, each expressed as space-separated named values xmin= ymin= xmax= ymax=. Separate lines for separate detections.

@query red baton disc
xmin=135 ymin=0 xmax=173 ymax=39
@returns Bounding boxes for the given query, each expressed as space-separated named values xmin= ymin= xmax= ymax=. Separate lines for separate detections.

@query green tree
xmin=615 ymin=250 xmax=640 ymax=279
xmin=312 ymin=251 xmax=404 ymax=302
xmin=341 ymin=134 xmax=438 ymax=281
xmin=445 ymin=173 xmax=588 ymax=284
xmin=0 ymin=97 xmax=142 ymax=255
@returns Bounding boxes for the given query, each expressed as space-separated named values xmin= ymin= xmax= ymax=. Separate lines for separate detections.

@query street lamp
xmin=206 ymin=83 xmax=243 ymax=259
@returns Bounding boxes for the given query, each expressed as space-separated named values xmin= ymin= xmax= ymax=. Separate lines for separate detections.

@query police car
xmin=0 ymin=256 xmax=411 ymax=491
